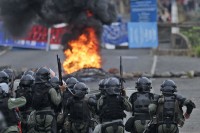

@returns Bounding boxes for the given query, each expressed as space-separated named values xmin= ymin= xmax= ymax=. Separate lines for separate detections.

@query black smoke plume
xmin=0 ymin=0 xmax=117 ymax=48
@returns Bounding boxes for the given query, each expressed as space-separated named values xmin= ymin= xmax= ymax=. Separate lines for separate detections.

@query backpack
xmin=156 ymin=94 xmax=183 ymax=125
xmin=32 ymin=83 xmax=51 ymax=110
xmin=130 ymin=92 xmax=154 ymax=114
xmin=133 ymin=92 xmax=153 ymax=114
xmin=69 ymin=97 xmax=91 ymax=122
xmin=100 ymin=95 xmax=126 ymax=120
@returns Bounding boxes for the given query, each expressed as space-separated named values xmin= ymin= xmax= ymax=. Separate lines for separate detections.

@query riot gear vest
xmin=63 ymin=90 xmax=73 ymax=112
xmin=0 ymin=98 xmax=18 ymax=126
xmin=100 ymin=95 xmax=126 ymax=121
xmin=16 ymin=86 xmax=32 ymax=111
xmin=129 ymin=92 xmax=155 ymax=122
xmin=32 ymin=83 xmax=51 ymax=110
xmin=133 ymin=92 xmax=153 ymax=114
xmin=156 ymin=94 xmax=182 ymax=124
xmin=69 ymin=97 xmax=91 ymax=122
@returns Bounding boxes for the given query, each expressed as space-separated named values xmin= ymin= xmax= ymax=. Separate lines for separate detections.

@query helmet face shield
xmin=104 ymin=77 xmax=121 ymax=95
xmin=67 ymin=83 xmax=76 ymax=89
xmin=105 ymin=86 xmax=120 ymax=95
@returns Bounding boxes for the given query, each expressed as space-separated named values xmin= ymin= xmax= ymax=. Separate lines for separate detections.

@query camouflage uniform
xmin=1 ymin=97 xmax=26 ymax=133
xmin=28 ymin=87 xmax=61 ymax=133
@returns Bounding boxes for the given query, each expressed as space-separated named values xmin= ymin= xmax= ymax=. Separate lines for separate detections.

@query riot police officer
xmin=95 ymin=79 xmax=107 ymax=100
xmin=50 ymin=76 xmax=63 ymax=114
xmin=15 ymin=74 xmax=34 ymax=133
xmin=94 ymin=77 xmax=132 ymax=133
xmin=49 ymin=76 xmax=64 ymax=132
xmin=63 ymin=77 xmax=78 ymax=112
xmin=63 ymin=82 xmax=94 ymax=133
xmin=61 ymin=77 xmax=79 ymax=132
xmin=125 ymin=77 xmax=158 ymax=133
xmin=148 ymin=79 xmax=196 ymax=133
xmin=0 ymin=111 xmax=7 ymax=133
xmin=3 ymin=69 xmax=15 ymax=89
xmin=0 ymin=83 xmax=26 ymax=133
xmin=28 ymin=67 xmax=64 ymax=133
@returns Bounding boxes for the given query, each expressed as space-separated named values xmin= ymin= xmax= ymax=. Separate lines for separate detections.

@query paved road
xmin=0 ymin=48 xmax=200 ymax=133
xmin=0 ymin=49 xmax=154 ymax=73
xmin=1 ymin=49 xmax=200 ymax=73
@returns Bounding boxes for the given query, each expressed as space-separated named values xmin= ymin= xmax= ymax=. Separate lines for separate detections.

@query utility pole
xmin=171 ymin=0 xmax=179 ymax=34
xmin=171 ymin=0 xmax=179 ymax=48
xmin=119 ymin=0 xmax=125 ymax=15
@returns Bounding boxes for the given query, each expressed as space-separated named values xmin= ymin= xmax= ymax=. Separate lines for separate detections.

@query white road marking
xmin=151 ymin=55 xmax=158 ymax=75
xmin=0 ymin=47 xmax=11 ymax=56
xmin=0 ymin=49 xmax=8 ymax=56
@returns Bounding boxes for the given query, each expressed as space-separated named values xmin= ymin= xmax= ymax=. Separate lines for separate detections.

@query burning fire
xmin=63 ymin=28 xmax=102 ymax=74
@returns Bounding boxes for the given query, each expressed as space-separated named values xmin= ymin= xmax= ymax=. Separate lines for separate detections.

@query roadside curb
xmin=152 ymin=48 xmax=191 ymax=56
xmin=117 ymin=70 xmax=200 ymax=79
xmin=1 ymin=66 xmax=200 ymax=80
xmin=63 ymin=68 xmax=200 ymax=80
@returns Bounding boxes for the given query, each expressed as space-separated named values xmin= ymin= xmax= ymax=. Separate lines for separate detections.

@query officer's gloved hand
xmin=59 ymin=82 xmax=67 ymax=92
xmin=184 ymin=113 xmax=190 ymax=119
xmin=121 ymin=89 xmax=126 ymax=96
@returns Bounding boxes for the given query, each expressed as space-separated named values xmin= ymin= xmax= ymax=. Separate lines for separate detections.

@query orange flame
xmin=63 ymin=28 xmax=102 ymax=74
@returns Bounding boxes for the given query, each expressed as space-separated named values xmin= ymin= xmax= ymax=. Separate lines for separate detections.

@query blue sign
xmin=0 ymin=23 xmax=47 ymax=49
xmin=130 ymin=0 xmax=157 ymax=22
xmin=128 ymin=22 xmax=158 ymax=48
xmin=102 ymin=22 xmax=128 ymax=46
xmin=0 ymin=37 xmax=47 ymax=49
xmin=2 ymin=39 xmax=47 ymax=49
xmin=0 ymin=22 xmax=4 ymax=44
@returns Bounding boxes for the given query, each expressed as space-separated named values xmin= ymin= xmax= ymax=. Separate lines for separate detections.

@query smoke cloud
xmin=0 ymin=0 xmax=117 ymax=47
